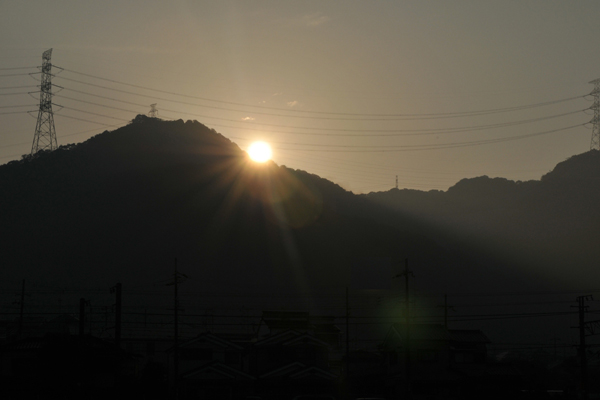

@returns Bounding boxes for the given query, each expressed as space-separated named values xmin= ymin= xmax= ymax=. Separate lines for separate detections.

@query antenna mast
xmin=589 ymin=79 xmax=600 ymax=150
xmin=31 ymin=48 xmax=58 ymax=155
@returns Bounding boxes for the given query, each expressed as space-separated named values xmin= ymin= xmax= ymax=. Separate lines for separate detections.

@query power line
xmin=153 ymin=107 xmax=587 ymax=136
xmin=276 ymin=147 xmax=539 ymax=178
xmin=56 ymin=87 xmax=585 ymax=136
xmin=53 ymin=94 xmax=146 ymax=117
xmin=0 ymin=85 xmax=38 ymax=90
xmin=0 ymin=110 xmax=34 ymax=115
xmin=59 ymin=106 xmax=132 ymax=122
xmin=0 ymin=66 xmax=38 ymax=71
xmin=54 ymin=113 xmax=128 ymax=125
xmin=0 ymin=92 xmax=33 ymax=96
xmin=56 ymin=69 xmax=584 ymax=120
xmin=229 ymin=124 xmax=583 ymax=153
xmin=0 ymin=73 xmax=35 ymax=77
xmin=0 ymin=104 xmax=35 ymax=109
xmin=0 ymin=122 xmax=123 ymax=156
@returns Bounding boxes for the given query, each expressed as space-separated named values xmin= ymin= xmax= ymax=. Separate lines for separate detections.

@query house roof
xmin=255 ymin=330 xmax=331 ymax=348
xmin=167 ymin=332 xmax=244 ymax=352
xmin=1 ymin=338 xmax=44 ymax=351
xmin=182 ymin=360 xmax=255 ymax=381
xmin=260 ymin=362 xmax=338 ymax=380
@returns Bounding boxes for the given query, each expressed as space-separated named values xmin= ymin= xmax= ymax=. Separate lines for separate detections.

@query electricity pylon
xmin=148 ymin=103 xmax=158 ymax=118
xmin=31 ymin=48 xmax=58 ymax=155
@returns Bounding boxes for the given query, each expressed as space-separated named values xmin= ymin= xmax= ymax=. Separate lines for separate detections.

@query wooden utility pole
xmin=443 ymin=294 xmax=454 ymax=329
xmin=18 ymin=279 xmax=25 ymax=337
xmin=115 ymin=283 xmax=122 ymax=349
xmin=345 ymin=286 xmax=350 ymax=382
xmin=79 ymin=298 xmax=86 ymax=337
xmin=444 ymin=294 xmax=448 ymax=329
xmin=575 ymin=295 xmax=592 ymax=400
xmin=395 ymin=259 xmax=413 ymax=400
xmin=404 ymin=259 xmax=411 ymax=400
xmin=174 ymin=258 xmax=179 ymax=397
xmin=167 ymin=258 xmax=188 ymax=400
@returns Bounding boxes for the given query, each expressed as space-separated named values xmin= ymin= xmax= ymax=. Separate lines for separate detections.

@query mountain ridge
xmin=1 ymin=116 xmax=598 ymax=298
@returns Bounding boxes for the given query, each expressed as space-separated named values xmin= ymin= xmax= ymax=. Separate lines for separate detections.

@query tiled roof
xmin=2 ymin=339 xmax=44 ymax=351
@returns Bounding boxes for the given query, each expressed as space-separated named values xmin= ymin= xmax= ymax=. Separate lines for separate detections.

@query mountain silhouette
xmin=1 ymin=116 xmax=599 ymax=318
xmin=0 ymin=116 xmax=431 ymax=296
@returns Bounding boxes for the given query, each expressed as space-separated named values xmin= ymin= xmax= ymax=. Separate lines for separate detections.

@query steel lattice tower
xmin=148 ymin=103 xmax=158 ymax=118
xmin=31 ymin=48 xmax=57 ymax=155
xmin=589 ymin=78 xmax=600 ymax=150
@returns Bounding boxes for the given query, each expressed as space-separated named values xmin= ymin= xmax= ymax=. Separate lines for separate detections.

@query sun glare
xmin=248 ymin=141 xmax=272 ymax=163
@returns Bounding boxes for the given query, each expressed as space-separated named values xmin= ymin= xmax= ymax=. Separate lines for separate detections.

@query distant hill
xmin=364 ymin=150 xmax=600 ymax=290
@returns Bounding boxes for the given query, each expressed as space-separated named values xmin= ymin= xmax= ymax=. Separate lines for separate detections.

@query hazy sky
xmin=1 ymin=1 xmax=599 ymax=193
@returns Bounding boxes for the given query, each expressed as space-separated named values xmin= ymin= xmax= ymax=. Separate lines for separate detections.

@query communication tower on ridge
xmin=31 ymin=48 xmax=59 ymax=155
xmin=148 ymin=103 xmax=158 ymax=118
xmin=589 ymin=79 xmax=600 ymax=150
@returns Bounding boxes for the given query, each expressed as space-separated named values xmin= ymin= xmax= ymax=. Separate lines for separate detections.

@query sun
xmin=248 ymin=141 xmax=272 ymax=163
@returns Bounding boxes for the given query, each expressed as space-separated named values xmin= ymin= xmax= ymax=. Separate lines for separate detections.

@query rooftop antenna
xmin=148 ymin=103 xmax=158 ymax=118
xmin=396 ymin=175 xmax=398 ymax=189
xmin=31 ymin=49 xmax=59 ymax=155
xmin=589 ymin=79 xmax=600 ymax=150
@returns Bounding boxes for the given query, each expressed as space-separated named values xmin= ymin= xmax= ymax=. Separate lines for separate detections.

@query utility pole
xmin=174 ymin=259 xmax=179 ymax=397
xmin=579 ymin=295 xmax=589 ymax=400
xmin=111 ymin=283 xmax=122 ymax=348
xmin=31 ymin=48 xmax=61 ymax=155
xmin=404 ymin=259 xmax=411 ymax=400
xmin=395 ymin=259 xmax=413 ymax=400
xmin=440 ymin=294 xmax=454 ymax=329
xmin=573 ymin=295 xmax=592 ymax=400
xmin=18 ymin=279 xmax=25 ymax=337
xmin=79 ymin=298 xmax=85 ymax=337
xmin=167 ymin=258 xmax=188 ymax=400
xmin=345 ymin=286 xmax=350 ymax=384
xmin=444 ymin=294 xmax=448 ymax=329
xmin=589 ymin=79 xmax=600 ymax=150
xmin=395 ymin=175 xmax=398 ymax=189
